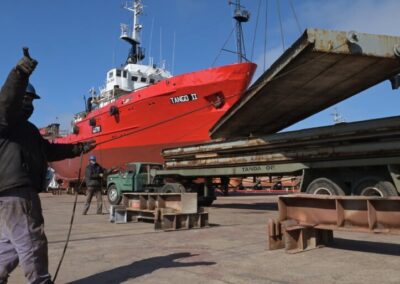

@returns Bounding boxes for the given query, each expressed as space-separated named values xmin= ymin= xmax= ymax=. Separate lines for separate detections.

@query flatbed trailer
xmin=153 ymin=115 xmax=400 ymax=204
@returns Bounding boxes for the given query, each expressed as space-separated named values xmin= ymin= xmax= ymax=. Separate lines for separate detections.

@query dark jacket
xmin=85 ymin=163 xmax=104 ymax=188
xmin=0 ymin=67 xmax=82 ymax=193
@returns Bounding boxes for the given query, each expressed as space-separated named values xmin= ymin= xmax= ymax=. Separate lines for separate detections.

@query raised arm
xmin=0 ymin=48 xmax=37 ymax=132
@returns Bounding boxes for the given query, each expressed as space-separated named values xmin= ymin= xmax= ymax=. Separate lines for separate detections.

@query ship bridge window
xmin=123 ymin=71 xmax=127 ymax=78
xmin=131 ymin=76 xmax=138 ymax=82
xmin=149 ymin=78 xmax=155 ymax=84
xmin=116 ymin=69 xmax=121 ymax=77
xmin=140 ymin=77 xmax=147 ymax=83
xmin=108 ymin=72 xmax=114 ymax=78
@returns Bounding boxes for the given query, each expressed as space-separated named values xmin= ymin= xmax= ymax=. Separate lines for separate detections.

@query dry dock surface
xmin=9 ymin=192 xmax=400 ymax=284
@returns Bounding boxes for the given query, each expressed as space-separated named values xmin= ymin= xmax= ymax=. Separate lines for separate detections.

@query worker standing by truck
xmin=83 ymin=155 xmax=105 ymax=215
xmin=0 ymin=49 xmax=96 ymax=284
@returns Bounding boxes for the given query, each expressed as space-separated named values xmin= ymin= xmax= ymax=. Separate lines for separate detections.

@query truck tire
xmin=306 ymin=177 xmax=345 ymax=195
xmin=353 ymin=177 xmax=398 ymax=197
xmin=107 ymin=185 xmax=122 ymax=205
xmin=161 ymin=183 xmax=186 ymax=193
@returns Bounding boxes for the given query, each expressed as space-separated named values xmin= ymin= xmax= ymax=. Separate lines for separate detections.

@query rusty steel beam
xmin=163 ymin=115 xmax=400 ymax=160
xmin=165 ymin=139 xmax=400 ymax=169
xmin=268 ymin=194 xmax=400 ymax=253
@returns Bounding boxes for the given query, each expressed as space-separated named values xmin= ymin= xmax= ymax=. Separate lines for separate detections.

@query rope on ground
xmin=53 ymin=153 xmax=84 ymax=282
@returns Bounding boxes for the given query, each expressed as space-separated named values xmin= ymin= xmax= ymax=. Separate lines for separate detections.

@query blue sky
xmin=0 ymin=0 xmax=399 ymax=132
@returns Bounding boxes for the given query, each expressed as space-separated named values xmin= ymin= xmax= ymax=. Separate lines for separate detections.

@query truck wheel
xmin=306 ymin=178 xmax=345 ymax=195
xmin=161 ymin=183 xmax=186 ymax=193
xmin=353 ymin=177 xmax=398 ymax=197
xmin=107 ymin=185 xmax=122 ymax=205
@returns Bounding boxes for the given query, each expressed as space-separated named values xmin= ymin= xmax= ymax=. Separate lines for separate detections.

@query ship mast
xmin=230 ymin=0 xmax=250 ymax=63
xmin=121 ymin=0 xmax=145 ymax=64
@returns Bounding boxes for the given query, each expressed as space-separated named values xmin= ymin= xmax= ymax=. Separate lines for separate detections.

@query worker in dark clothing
xmin=0 ymin=48 xmax=96 ymax=284
xmin=83 ymin=155 xmax=105 ymax=215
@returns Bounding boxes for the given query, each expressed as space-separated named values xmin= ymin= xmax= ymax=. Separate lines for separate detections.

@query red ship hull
xmin=49 ymin=62 xmax=256 ymax=181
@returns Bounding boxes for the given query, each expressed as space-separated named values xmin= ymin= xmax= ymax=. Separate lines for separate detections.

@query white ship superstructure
xmin=87 ymin=0 xmax=171 ymax=110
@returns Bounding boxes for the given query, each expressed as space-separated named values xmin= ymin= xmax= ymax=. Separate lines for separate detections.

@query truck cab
xmin=106 ymin=162 xmax=163 ymax=205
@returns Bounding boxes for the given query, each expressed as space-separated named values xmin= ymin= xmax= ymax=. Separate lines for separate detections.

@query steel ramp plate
xmin=210 ymin=28 xmax=400 ymax=139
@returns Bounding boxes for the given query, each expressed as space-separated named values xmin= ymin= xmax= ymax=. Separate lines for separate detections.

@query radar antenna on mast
xmin=229 ymin=0 xmax=250 ymax=63
xmin=121 ymin=0 xmax=145 ymax=64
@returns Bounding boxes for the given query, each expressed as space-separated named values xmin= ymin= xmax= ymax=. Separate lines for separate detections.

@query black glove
xmin=79 ymin=140 xmax=96 ymax=154
xmin=16 ymin=48 xmax=38 ymax=75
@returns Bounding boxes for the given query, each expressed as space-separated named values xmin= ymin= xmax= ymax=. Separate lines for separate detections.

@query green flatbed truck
xmin=106 ymin=163 xmax=162 ymax=205
xmin=106 ymin=162 xmax=217 ymax=206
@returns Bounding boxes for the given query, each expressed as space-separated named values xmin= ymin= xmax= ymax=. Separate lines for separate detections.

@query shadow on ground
xmin=328 ymin=238 xmax=400 ymax=256
xmin=67 ymin=252 xmax=216 ymax=284
xmin=211 ymin=202 xmax=278 ymax=211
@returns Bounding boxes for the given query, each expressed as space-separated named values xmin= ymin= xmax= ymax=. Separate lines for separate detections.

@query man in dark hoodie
xmin=83 ymin=155 xmax=105 ymax=215
xmin=0 ymin=49 xmax=96 ymax=284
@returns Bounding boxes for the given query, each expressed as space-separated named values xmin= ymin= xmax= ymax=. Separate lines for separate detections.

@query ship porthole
xmin=109 ymin=105 xmax=119 ymax=116
xmin=89 ymin=118 xmax=96 ymax=127
xmin=72 ymin=125 xmax=79 ymax=135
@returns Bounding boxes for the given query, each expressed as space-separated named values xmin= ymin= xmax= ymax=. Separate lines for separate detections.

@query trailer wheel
xmin=107 ymin=185 xmax=122 ymax=205
xmin=161 ymin=183 xmax=186 ymax=193
xmin=306 ymin=178 xmax=345 ymax=195
xmin=353 ymin=177 xmax=398 ymax=197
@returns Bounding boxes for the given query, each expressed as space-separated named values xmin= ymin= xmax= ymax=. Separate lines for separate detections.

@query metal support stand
xmin=268 ymin=219 xmax=333 ymax=253
xmin=268 ymin=194 xmax=400 ymax=253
